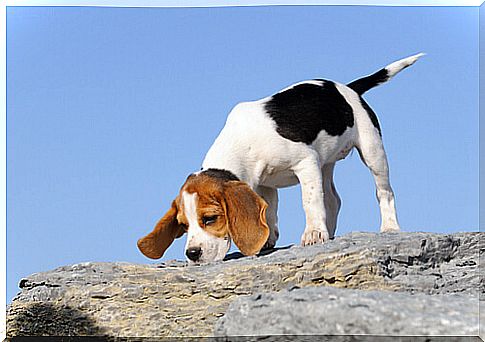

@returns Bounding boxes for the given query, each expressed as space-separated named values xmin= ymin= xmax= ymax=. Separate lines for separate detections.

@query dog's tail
xmin=347 ymin=53 xmax=425 ymax=95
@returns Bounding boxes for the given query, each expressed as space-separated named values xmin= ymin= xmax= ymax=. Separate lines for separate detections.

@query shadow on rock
xmin=224 ymin=244 xmax=294 ymax=261
xmin=7 ymin=302 xmax=106 ymax=337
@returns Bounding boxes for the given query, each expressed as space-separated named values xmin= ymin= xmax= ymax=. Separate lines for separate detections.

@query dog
xmin=138 ymin=53 xmax=424 ymax=264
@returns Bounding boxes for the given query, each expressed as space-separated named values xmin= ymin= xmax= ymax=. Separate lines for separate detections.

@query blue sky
xmin=6 ymin=5 xmax=478 ymax=302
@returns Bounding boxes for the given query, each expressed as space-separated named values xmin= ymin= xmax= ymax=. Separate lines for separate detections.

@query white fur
xmin=385 ymin=53 xmax=424 ymax=79
xmin=202 ymin=79 xmax=401 ymax=247
xmin=182 ymin=191 xmax=230 ymax=263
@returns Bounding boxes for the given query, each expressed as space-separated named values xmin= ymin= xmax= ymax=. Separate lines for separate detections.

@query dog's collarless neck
xmin=199 ymin=168 xmax=240 ymax=182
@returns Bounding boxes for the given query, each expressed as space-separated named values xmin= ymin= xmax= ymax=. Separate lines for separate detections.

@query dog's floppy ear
xmin=222 ymin=181 xmax=269 ymax=256
xmin=137 ymin=199 xmax=185 ymax=259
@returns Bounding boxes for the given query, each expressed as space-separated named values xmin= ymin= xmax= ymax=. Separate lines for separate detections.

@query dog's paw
xmin=262 ymin=231 xmax=279 ymax=250
xmin=261 ymin=239 xmax=276 ymax=251
xmin=301 ymin=228 xmax=329 ymax=246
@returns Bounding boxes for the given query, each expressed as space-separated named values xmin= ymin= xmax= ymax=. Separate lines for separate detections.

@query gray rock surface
xmin=6 ymin=231 xmax=482 ymax=338
xmin=214 ymin=286 xmax=479 ymax=336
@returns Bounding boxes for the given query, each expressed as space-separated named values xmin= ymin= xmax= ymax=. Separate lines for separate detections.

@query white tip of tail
xmin=386 ymin=52 xmax=425 ymax=78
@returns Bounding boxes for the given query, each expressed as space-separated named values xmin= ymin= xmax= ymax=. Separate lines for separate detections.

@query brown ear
xmin=223 ymin=181 xmax=270 ymax=256
xmin=137 ymin=200 xmax=185 ymax=259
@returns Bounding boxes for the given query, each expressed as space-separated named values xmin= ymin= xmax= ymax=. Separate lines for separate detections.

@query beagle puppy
xmin=138 ymin=53 xmax=424 ymax=264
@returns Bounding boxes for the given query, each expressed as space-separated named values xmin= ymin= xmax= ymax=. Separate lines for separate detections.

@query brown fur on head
xmin=137 ymin=171 xmax=269 ymax=262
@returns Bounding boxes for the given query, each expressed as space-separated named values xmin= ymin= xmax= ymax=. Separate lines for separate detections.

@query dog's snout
xmin=186 ymin=247 xmax=202 ymax=262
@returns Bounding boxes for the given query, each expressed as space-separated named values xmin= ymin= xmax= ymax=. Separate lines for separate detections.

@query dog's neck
xmin=198 ymin=168 xmax=240 ymax=182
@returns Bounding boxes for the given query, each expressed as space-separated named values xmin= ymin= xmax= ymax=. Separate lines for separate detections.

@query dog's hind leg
xmin=356 ymin=129 xmax=400 ymax=233
xmin=256 ymin=185 xmax=279 ymax=249
xmin=322 ymin=163 xmax=341 ymax=239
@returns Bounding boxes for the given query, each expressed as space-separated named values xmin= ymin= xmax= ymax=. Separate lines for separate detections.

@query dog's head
xmin=137 ymin=170 xmax=269 ymax=264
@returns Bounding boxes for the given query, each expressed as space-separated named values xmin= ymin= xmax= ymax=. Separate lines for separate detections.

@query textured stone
xmin=214 ymin=286 xmax=479 ymax=336
xmin=6 ymin=231 xmax=482 ymax=338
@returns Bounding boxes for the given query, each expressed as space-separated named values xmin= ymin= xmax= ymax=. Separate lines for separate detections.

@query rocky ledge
xmin=6 ymin=231 xmax=483 ymax=338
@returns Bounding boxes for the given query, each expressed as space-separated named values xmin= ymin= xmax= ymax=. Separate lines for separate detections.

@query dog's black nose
xmin=186 ymin=247 xmax=202 ymax=262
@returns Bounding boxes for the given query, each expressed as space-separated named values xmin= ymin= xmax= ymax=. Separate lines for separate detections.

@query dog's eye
xmin=202 ymin=215 xmax=218 ymax=226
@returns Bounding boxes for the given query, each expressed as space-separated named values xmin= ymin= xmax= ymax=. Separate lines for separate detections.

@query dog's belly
xmin=257 ymin=130 xmax=355 ymax=189
xmin=313 ymin=126 xmax=355 ymax=164
xmin=260 ymin=170 xmax=300 ymax=188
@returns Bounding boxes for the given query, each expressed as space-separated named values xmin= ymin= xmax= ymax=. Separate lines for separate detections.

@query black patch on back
xmin=360 ymin=97 xmax=381 ymax=136
xmin=200 ymin=168 xmax=240 ymax=182
xmin=347 ymin=68 xmax=389 ymax=95
xmin=264 ymin=81 xmax=354 ymax=144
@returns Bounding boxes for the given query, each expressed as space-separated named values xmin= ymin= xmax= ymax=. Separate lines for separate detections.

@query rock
xmin=214 ymin=286 xmax=479 ymax=336
xmin=6 ymin=232 xmax=482 ymax=338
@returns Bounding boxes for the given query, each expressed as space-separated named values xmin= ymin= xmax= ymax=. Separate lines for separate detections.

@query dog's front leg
xmin=293 ymin=153 xmax=330 ymax=245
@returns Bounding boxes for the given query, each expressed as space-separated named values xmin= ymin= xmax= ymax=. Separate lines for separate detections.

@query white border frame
xmin=4 ymin=0 xmax=485 ymax=6
xmin=1 ymin=1 xmax=482 ymax=340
